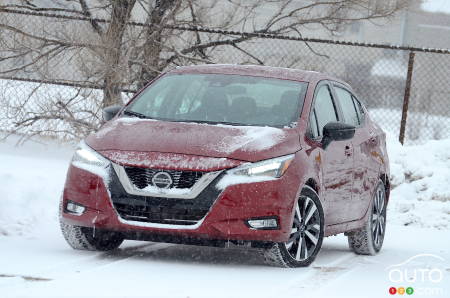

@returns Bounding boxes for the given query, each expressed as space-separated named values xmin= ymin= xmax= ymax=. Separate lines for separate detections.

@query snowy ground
xmin=369 ymin=108 xmax=450 ymax=144
xmin=0 ymin=135 xmax=449 ymax=298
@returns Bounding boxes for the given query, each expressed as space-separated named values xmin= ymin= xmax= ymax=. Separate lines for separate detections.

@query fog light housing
xmin=65 ymin=201 xmax=86 ymax=216
xmin=246 ymin=217 xmax=279 ymax=230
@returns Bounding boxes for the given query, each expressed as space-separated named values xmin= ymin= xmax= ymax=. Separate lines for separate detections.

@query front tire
xmin=347 ymin=180 xmax=387 ymax=255
xmin=60 ymin=220 xmax=124 ymax=251
xmin=264 ymin=186 xmax=324 ymax=267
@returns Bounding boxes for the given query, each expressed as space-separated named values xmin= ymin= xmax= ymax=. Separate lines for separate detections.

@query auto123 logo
xmin=386 ymin=254 xmax=447 ymax=296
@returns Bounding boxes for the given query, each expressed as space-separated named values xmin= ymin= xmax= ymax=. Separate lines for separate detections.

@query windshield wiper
xmin=122 ymin=110 xmax=149 ymax=119
xmin=181 ymin=119 xmax=245 ymax=126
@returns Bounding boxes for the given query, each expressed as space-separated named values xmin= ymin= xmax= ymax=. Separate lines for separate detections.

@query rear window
xmin=126 ymin=74 xmax=308 ymax=127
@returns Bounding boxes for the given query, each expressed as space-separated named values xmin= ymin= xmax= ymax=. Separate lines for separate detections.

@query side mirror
xmin=322 ymin=122 xmax=355 ymax=149
xmin=103 ymin=105 xmax=123 ymax=121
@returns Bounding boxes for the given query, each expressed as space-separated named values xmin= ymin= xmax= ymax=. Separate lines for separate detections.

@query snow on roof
xmin=422 ymin=0 xmax=450 ymax=14
xmin=370 ymin=58 xmax=407 ymax=79
xmin=171 ymin=64 xmax=346 ymax=85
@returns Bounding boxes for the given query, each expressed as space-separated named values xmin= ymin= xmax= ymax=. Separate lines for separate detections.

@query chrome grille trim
xmin=112 ymin=163 xmax=222 ymax=199
xmin=123 ymin=166 xmax=203 ymax=189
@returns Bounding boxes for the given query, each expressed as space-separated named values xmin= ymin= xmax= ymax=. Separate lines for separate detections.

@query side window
xmin=312 ymin=85 xmax=338 ymax=137
xmin=309 ymin=110 xmax=319 ymax=138
xmin=335 ymin=87 xmax=359 ymax=126
xmin=352 ymin=96 xmax=365 ymax=124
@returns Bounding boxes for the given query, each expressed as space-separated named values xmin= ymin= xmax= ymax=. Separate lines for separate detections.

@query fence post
xmin=399 ymin=51 xmax=415 ymax=145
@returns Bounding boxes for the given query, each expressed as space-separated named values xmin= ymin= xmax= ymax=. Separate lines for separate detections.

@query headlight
xmin=228 ymin=154 xmax=295 ymax=178
xmin=72 ymin=141 xmax=109 ymax=168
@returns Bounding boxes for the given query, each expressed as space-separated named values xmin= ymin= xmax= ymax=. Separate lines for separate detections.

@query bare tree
xmin=0 ymin=0 xmax=409 ymax=140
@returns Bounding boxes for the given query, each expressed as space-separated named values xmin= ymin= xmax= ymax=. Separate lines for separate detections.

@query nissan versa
xmin=60 ymin=64 xmax=390 ymax=267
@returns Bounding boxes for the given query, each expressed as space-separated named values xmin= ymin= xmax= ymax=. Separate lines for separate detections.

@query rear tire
xmin=264 ymin=186 xmax=324 ymax=267
xmin=347 ymin=180 xmax=387 ymax=255
xmin=60 ymin=220 xmax=124 ymax=251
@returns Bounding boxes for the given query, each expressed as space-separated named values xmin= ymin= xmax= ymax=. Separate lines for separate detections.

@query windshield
xmin=125 ymin=73 xmax=308 ymax=127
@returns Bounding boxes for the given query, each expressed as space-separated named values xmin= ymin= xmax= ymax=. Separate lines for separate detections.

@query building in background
xmin=334 ymin=0 xmax=450 ymax=140
xmin=340 ymin=0 xmax=450 ymax=48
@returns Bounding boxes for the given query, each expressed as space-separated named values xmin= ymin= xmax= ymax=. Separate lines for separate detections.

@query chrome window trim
xmin=112 ymin=163 xmax=222 ymax=199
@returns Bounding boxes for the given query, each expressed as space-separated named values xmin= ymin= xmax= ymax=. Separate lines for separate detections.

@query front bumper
xmin=60 ymin=161 xmax=301 ymax=243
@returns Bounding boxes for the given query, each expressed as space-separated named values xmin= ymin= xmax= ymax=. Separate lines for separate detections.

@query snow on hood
xmin=207 ymin=124 xmax=287 ymax=154
xmin=86 ymin=117 xmax=301 ymax=163
xmin=98 ymin=150 xmax=243 ymax=171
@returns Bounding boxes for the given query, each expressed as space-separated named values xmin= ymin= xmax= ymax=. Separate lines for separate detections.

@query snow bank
xmin=387 ymin=134 xmax=450 ymax=229
xmin=369 ymin=108 xmax=450 ymax=143
xmin=422 ymin=0 xmax=450 ymax=14
xmin=371 ymin=58 xmax=406 ymax=79
xmin=0 ymin=135 xmax=73 ymax=236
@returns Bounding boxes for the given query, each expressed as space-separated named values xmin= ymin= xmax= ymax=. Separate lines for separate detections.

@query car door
xmin=333 ymin=84 xmax=372 ymax=221
xmin=308 ymin=82 xmax=354 ymax=225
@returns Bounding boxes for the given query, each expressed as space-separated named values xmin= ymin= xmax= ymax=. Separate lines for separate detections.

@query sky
xmin=422 ymin=0 xmax=450 ymax=14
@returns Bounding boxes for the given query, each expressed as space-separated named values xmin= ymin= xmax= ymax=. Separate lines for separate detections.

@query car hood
xmin=85 ymin=117 xmax=301 ymax=162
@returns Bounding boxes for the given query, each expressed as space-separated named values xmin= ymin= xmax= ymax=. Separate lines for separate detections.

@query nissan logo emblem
xmin=151 ymin=172 xmax=173 ymax=189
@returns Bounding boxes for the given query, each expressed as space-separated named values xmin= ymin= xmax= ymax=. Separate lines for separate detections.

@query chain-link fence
xmin=1 ymin=9 xmax=449 ymax=144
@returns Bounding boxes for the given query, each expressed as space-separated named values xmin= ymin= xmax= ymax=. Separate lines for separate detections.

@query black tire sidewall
xmin=81 ymin=226 xmax=124 ymax=251
xmin=370 ymin=181 xmax=387 ymax=253
xmin=278 ymin=187 xmax=325 ymax=267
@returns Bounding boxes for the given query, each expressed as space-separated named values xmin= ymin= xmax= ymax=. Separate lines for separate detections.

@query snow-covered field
xmin=388 ymin=135 xmax=450 ymax=229
xmin=0 ymin=134 xmax=449 ymax=298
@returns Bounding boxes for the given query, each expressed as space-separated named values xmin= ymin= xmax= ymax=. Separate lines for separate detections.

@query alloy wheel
xmin=372 ymin=186 xmax=386 ymax=248
xmin=284 ymin=196 xmax=321 ymax=261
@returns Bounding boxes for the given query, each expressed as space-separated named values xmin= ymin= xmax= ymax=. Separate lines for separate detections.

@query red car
xmin=60 ymin=65 xmax=390 ymax=267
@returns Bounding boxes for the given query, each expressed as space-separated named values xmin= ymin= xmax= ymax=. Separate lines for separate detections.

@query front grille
xmin=108 ymin=166 xmax=224 ymax=226
xmin=124 ymin=166 xmax=204 ymax=189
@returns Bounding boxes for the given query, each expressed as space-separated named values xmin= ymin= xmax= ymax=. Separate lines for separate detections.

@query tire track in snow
xmin=0 ymin=242 xmax=173 ymax=288
xmin=44 ymin=243 xmax=174 ymax=278
xmin=269 ymin=250 xmax=362 ymax=297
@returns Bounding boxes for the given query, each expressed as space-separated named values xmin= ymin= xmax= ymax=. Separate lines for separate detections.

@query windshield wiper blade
xmin=123 ymin=110 xmax=149 ymax=119
xmin=184 ymin=120 xmax=243 ymax=126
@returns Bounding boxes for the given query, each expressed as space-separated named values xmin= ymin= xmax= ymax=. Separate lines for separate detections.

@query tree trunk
xmin=102 ymin=0 xmax=136 ymax=108
xmin=137 ymin=0 xmax=179 ymax=89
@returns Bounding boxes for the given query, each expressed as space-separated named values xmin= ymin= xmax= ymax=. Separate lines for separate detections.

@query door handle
xmin=345 ymin=145 xmax=353 ymax=157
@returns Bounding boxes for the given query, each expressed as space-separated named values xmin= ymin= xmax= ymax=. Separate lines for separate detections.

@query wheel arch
xmin=305 ymin=178 xmax=319 ymax=195
xmin=379 ymin=173 xmax=390 ymax=202
xmin=286 ymin=178 xmax=321 ymax=242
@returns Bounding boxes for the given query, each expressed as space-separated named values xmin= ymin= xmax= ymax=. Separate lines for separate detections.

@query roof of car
xmin=169 ymin=64 xmax=348 ymax=86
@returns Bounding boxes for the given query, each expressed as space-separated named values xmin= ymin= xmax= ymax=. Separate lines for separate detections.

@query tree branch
xmin=78 ymin=0 xmax=104 ymax=35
